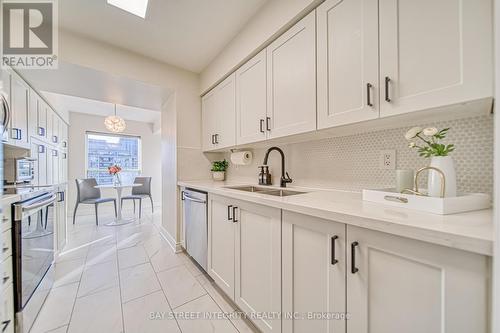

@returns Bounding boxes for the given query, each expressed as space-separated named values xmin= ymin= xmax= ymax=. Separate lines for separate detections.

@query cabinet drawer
xmin=1 ymin=257 xmax=13 ymax=289
xmin=2 ymin=205 xmax=11 ymax=232
xmin=1 ymin=229 xmax=12 ymax=261
xmin=0 ymin=283 xmax=14 ymax=333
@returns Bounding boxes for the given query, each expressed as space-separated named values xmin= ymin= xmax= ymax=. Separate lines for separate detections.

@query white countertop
xmin=178 ymin=180 xmax=494 ymax=256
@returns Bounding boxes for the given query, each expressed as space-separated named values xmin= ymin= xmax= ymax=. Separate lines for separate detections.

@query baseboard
xmin=158 ymin=225 xmax=183 ymax=253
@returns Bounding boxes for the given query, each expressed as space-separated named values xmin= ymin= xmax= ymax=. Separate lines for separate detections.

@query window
xmin=86 ymin=132 xmax=142 ymax=185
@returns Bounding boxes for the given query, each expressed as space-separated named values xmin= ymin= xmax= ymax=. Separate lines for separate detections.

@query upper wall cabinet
xmin=202 ymin=74 xmax=236 ymax=151
xmin=266 ymin=11 xmax=316 ymax=139
xmin=379 ymin=0 xmax=493 ymax=117
xmin=317 ymin=0 xmax=380 ymax=128
xmin=9 ymin=71 xmax=30 ymax=148
xmin=236 ymin=49 xmax=267 ymax=145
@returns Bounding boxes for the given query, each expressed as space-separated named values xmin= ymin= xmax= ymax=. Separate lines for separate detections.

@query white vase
xmin=212 ymin=171 xmax=225 ymax=181
xmin=428 ymin=156 xmax=457 ymax=197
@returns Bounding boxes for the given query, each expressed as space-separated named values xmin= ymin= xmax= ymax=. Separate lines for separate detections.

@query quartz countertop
xmin=178 ymin=180 xmax=494 ymax=256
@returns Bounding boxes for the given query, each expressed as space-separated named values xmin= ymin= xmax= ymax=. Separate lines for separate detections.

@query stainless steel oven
xmin=12 ymin=190 xmax=57 ymax=333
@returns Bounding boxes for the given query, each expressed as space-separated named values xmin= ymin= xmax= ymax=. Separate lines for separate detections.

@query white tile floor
xmin=29 ymin=208 xmax=259 ymax=333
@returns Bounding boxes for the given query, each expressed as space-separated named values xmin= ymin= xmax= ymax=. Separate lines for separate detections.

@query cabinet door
xmin=56 ymin=189 xmax=67 ymax=251
xmin=317 ymin=0 xmax=379 ymax=129
xmin=60 ymin=151 xmax=68 ymax=183
xmin=379 ymin=0 xmax=493 ymax=117
xmin=30 ymin=141 xmax=40 ymax=186
xmin=37 ymin=100 xmax=48 ymax=140
xmin=52 ymin=150 xmax=60 ymax=184
xmin=46 ymin=108 xmax=54 ymax=144
xmin=10 ymin=72 xmax=29 ymax=146
xmin=201 ymin=90 xmax=217 ymax=151
xmin=51 ymin=113 xmax=60 ymax=145
xmin=207 ymin=195 xmax=236 ymax=300
xmin=236 ymin=50 xmax=267 ymax=145
xmin=234 ymin=200 xmax=281 ymax=333
xmin=347 ymin=225 xmax=488 ymax=333
xmin=214 ymin=73 xmax=236 ymax=149
xmin=267 ymin=11 xmax=316 ymax=139
xmin=61 ymin=122 xmax=68 ymax=149
xmin=282 ymin=211 xmax=346 ymax=333
xmin=28 ymin=89 xmax=38 ymax=138
xmin=38 ymin=143 xmax=48 ymax=185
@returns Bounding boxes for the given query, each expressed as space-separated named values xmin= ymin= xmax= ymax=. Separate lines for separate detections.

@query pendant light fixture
xmin=104 ymin=104 xmax=126 ymax=133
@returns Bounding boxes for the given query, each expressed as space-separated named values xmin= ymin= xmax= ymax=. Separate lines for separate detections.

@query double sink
xmin=226 ymin=185 xmax=305 ymax=197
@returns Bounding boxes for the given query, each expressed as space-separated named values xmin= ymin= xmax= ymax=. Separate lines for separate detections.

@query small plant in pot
xmin=211 ymin=160 xmax=229 ymax=181
xmin=406 ymin=126 xmax=456 ymax=197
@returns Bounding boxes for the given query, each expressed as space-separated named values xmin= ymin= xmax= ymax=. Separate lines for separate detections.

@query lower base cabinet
xmin=347 ymin=224 xmax=489 ymax=333
xmin=283 ymin=211 xmax=489 ymax=333
xmin=234 ymin=200 xmax=281 ymax=333
xmin=208 ymin=195 xmax=281 ymax=333
xmin=208 ymin=199 xmax=489 ymax=333
xmin=282 ymin=211 xmax=346 ymax=333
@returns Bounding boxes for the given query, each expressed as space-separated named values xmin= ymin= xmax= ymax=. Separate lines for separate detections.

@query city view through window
xmin=86 ymin=132 xmax=141 ymax=184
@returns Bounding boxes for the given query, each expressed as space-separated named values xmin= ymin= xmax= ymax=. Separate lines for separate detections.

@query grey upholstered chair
xmin=73 ymin=178 xmax=117 ymax=225
xmin=121 ymin=177 xmax=153 ymax=218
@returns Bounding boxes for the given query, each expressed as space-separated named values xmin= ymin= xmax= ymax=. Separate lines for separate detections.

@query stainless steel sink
xmin=226 ymin=186 xmax=305 ymax=197
xmin=226 ymin=186 xmax=269 ymax=192
xmin=259 ymin=189 xmax=305 ymax=197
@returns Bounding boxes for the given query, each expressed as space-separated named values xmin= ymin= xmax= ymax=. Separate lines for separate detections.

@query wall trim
xmin=158 ymin=225 xmax=184 ymax=253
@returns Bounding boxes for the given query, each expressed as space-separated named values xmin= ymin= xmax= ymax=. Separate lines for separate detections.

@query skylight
xmin=107 ymin=0 xmax=149 ymax=19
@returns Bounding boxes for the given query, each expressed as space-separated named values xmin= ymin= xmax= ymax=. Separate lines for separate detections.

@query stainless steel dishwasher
xmin=181 ymin=189 xmax=208 ymax=271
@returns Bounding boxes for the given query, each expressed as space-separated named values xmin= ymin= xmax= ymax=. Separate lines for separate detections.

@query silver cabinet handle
xmin=384 ymin=76 xmax=391 ymax=102
xmin=366 ymin=83 xmax=373 ymax=107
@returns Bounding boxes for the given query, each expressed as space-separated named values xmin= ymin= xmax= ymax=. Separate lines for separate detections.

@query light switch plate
xmin=380 ymin=150 xmax=396 ymax=170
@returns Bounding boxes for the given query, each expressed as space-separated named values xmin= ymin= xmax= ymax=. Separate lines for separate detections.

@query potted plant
xmin=211 ymin=160 xmax=229 ymax=181
xmin=108 ymin=164 xmax=122 ymax=186
xmin=406 ymin=126 xmax=456 ymax=197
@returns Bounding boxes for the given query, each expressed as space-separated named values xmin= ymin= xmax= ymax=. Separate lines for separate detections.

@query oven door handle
xmin=21 ymin=194 xmax=57 ymax=212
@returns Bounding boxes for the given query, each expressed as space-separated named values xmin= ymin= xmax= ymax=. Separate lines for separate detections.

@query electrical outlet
xmin=380 ymin=150 xmax=396 ymax=170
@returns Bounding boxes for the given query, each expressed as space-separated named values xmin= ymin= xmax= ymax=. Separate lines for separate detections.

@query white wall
xmin=58 ymin=30 xmax=205 ymax=249
xmin=67 ymin=112 xmax=162 ymax=214
xmin=200 ymin=0 xmax=322 ymax=93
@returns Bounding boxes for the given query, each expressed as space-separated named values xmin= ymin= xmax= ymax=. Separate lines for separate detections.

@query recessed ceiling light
xmin=107 ymin=0 xmax=149 ymax=19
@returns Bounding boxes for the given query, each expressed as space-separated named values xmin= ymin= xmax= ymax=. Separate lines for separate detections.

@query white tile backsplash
xmin=223 ymin=114 xmax=494 ymax=195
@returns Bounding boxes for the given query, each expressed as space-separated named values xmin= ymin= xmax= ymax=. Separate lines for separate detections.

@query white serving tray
xmin=362 ymin=188 xmax=491 ymax=215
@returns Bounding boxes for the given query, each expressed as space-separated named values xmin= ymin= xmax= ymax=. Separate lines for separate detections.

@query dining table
xmin=94 ymin=183 xmax=141 ymax=226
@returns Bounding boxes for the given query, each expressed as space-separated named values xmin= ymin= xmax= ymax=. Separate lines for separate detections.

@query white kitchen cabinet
xmin=51 ymin=111 xmax=60 ymax=145
xmin=266 ymin=11 xmax=316 ymax=139
xmin=55 ymin=187 xmax=67 ymax=252
xmin=28 ymin=89 xmax=38 ymax=139
xmin=0 ymin=283 xmax=14 ymax=333
xmin=50 ymin=148 xmax=60 ymax=185
xmin=234 ymin=200 xmax=281 ymax=333
xmin=236 ymin=49 xmax=267 ymax=145
xmin=347 ymin=225 xmax=488 ymax=333
xmin=282 ymin=211 xmax=346 ymax=333
xmin=61 ymin=122 xmax=68 ymax=149
xmin=201 ymin=74 xmax=236 ymax=151
xmin=317 ymin=0 xmax=379 ymax=129
xmin=379 ymin=0 xmax=493 ymax=117
xmin=207 ymin=195 xmax=236 ymax=300
xmin=9 ymin=71 xmax=29 ymax=148
xmin=201 ymin=90 xmax=217 ymax=152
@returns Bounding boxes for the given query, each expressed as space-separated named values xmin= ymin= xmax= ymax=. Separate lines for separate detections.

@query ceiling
xmin=20 ymin=62 xmax=166 ymax=111
xmin=59 ymin=0 xmax=269 ymax=73
xmin=43 ymin=92 xmax=161 ymax=124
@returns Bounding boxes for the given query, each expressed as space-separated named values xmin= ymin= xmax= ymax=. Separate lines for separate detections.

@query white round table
xmin=95 ymin=183 xmax=141 ymax=226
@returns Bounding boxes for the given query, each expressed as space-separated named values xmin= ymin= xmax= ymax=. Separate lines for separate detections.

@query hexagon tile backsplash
xmin=225 ymin=114 xmax=494 ymax=196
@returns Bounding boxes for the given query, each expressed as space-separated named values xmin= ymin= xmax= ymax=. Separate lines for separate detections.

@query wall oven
xmin=12 ymin=190 xmax=57 ymax=333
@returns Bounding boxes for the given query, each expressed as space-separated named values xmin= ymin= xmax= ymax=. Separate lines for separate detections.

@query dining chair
xmin=73 ymin=178 xmax=117 ymax=225
xmin=121 ymin=177 xmax=153 ymax=218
